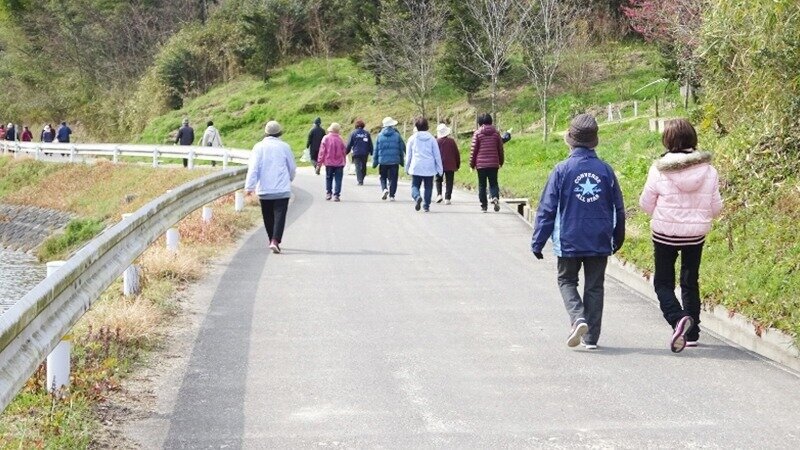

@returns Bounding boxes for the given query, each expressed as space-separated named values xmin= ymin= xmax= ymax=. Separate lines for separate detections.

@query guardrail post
xmin=35 ymin=145 xmax=42 ymax=161
xmin=166 ymin=228 xmax=180 ymax=252
xmin=188 ymin=150 xmax=195 ymax=170
xmin=223 ymin=149 xmax=229 ymax=170
xmin=1 ymin=141 xmax=5 ymax=155
xmin=634 ymin=101 xmax=639 ymax=118
xmin=113 ymin=146 xmax=120 ymax=164
xmin=69 ymin=145 xmax=76 ymax=163
xmin=152 ymin=148 xmax=159 ymax=167
xmin=120 ymin=214 xmax=141 ymax=296
xmin=607 ymin=104 xmax=613 ymax=122
xmin=234 ymin=191 xmax=244 ymax=212
xmin=202 ymin=205 xmax=213 ymax=223
xmin=45 ymin=261 xmax=71 ymax=393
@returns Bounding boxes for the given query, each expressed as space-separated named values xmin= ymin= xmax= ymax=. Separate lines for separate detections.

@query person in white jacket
xmin=245 ymin=120 xmax=297 ymax=254
xmin=405 ymin=117 xmax=443 ymax=212
xmin=201 ymin=120 xmax=223 ymax=166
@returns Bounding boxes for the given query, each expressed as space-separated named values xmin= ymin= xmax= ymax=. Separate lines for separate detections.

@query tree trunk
xmin=542 ymin=92 xmax=549 ymax=143
xmin=491 ymin=72 xmax=498 ymax=120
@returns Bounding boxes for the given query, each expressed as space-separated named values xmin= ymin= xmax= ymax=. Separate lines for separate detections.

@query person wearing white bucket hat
xmin=245 ymin=120 xmax=297 ymax=254
xmin=373 ymin=116 xmax=405 ymax=201
xmin=435 ymin=123 xmax=461 ymax=204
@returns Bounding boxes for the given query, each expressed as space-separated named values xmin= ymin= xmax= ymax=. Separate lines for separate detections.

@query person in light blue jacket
xmin=405 ymin=117 xmax=443 ymax=212
xmin=245 ymin=120 xmax=297 ymax=254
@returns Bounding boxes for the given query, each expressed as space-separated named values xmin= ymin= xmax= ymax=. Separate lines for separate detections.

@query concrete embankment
xmin=0 ymin=204 xmax=72 ymax=253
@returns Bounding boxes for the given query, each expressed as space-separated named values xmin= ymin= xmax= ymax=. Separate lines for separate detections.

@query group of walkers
xmin=174 ymin=118 xmax=223 ymax=167
xmin=531 ymin=114 xmax=721 ymax=353
xmin=0 ymin=121 xmax=72 ymax=144
xmin=245 ymin=112 xmax=722 ymax=354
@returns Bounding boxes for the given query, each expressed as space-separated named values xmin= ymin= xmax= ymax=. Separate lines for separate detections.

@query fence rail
xmin=0 ymin=141 xmax=251 ymax=168
xmin=0 ymin=153 xmax=248 ymax=411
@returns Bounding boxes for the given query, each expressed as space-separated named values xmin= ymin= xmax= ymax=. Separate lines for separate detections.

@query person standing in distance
xmin=373 ymin=117 xmax=405 ymax=201
xmin=435 ymin=123 xmax=461 ymax=204
xmin=307 ymin=117 xmax=325 ymax=173
xmin=639 ymin=119 xmax=722 ymax=352
xmin=470 ymin=113 xmax=504 ymax=212
xmin=317 ymin=122 xmax=347 ymax=201
xmin=405 ymin=117 xmax=443 ymax=212
xmin=346 ymin=119 xmax=374 ymax=185
xmin=201 ymin=120 xmax=223 ymax=167
xmin=531 ymin=114 xmax=625 ymax=350
xmin=175 ymin=118 xmax=195 ymax=168
xmin=245 ymin=120 xmax=297 ymax=254
xmin=56 ymin=121 xmax=71 ymax=143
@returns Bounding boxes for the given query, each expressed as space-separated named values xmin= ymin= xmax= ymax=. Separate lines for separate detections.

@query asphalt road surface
xmin=130 ymin=168 xmax=800 ymax=449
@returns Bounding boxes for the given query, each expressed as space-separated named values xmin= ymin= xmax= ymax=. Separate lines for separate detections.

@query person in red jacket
xmin=20 ymin=126 xmax=33 ymax=142
xmin=470 ymin=113 xmax=504 ymax=212
xmin=435 ymin=123 xmax=461 ymax=204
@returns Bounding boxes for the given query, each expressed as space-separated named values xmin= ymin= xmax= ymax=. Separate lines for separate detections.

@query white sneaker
xmin=444 ymin=199 xmax=451 ymax=205
xmin=581 ymin=340 xmax=598 ymax=350
xmin=389 ymin=197 xmax=395 ymax=202
xmin=436 ymin=194 xmax=443 ymax=203
xmin=381 ymin=189 xmax=389 ymax=200
xmin=567 ymin=320 xmax=588 ymax=348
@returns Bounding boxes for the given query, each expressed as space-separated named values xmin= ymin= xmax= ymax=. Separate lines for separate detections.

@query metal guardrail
xmin=0 ymin=141 xmax=251 ymax=168
xmin=0 ymin=162 xmax=248 ymax=411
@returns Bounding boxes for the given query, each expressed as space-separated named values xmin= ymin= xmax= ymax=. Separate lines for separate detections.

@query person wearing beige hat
xmin=245 ymin=120 xmax=297 ymax=254
xmin=531 ymin=113 xmax=625 ymax=350
xmin=317 ymin=122 xmax=348 ymax=201
xmin=435 ymin=123 xmax=461 ymax=204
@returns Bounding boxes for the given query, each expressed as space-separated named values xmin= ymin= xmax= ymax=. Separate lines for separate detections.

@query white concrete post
xmin=166 ymin=228 xmax=180 ymax=252
xmin=188 ymin=150 xmax=195 ymax=170
xmin=113 ymin=146 xmax=120 ymax=164
xmin=69 ymin=145 xmax=76 ymax=163
xmin=1 ymin=141 xmax=5 ymax=155
xmin=202 ymin=206 xmax=213 ymax=223
xmin=649 ymin=118 xmax=658 ymax=132
xmin=607 ymin=104 xmax=614 ymax=122
xmin=234 ymin=191 xmax=245 ymax=212
xmin=222 ymin=149 xmax=229 ymax=170
xmin=634 ymin=101 xmax=639 ymax=118
xmin=152 ymin=148 xmax=159 ymax=168
xmin=120 ymin=214 xmax=140 ymax=296
xmin=35 ymin=145 xmax=42 ymax=160
xmin=45 ymin=261 xmax=70 ymax=393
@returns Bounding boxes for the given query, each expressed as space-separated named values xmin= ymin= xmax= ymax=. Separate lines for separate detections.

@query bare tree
xmin=365 ymin=0 xmax=446 ymax=116
xmin=522 ymin=0 xmax=574 ymax=142
xmin=458 ymin=0 xmax=531 ymax=119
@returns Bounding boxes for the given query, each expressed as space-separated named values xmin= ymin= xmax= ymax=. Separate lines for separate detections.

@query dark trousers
xmin=411 ymin=175 xmax=434 ymax=209
xmin=477 ymin=168 xmax=500 ymax=208
xmin=325 ymin=166 xmax=344 ymax=195
xmin=557 ymin=256 xmax=608 ymax=345
xmin=379 ymin=164 xmax=399 ymax=197
xmin=435 ymin=171 xmax=455 ymax=199
xmin=182 ymin=158 xmax=188 ymax=168
xmin=353 ymin=155 xmax=368 ymax=184
xmin=653 ymin=241 xmax=703 ymax=341
xmin=259 ymin=198 xmax=290 ymax=244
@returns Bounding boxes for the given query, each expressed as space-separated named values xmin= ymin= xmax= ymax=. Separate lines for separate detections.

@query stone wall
xmin=0 ymin=204 xmax=72 ymax=253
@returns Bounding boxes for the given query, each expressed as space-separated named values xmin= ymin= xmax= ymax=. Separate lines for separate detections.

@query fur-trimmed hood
xmin=654 ymin=151 xmax=713 ymax=193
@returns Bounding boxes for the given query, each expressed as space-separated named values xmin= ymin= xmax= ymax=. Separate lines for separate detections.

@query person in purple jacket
xmin=531 ymin=114 xmax=625 ymax=350
xmin=435 ymin=123 xmax=461 ymax=204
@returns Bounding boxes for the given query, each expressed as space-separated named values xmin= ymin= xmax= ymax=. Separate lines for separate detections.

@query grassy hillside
xmin=137 ymin=45 xmax=800 ymax=343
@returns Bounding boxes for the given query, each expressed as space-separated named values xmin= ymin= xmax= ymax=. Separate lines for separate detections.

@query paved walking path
xmin=131 ymin=168 xmax=800 ymax=448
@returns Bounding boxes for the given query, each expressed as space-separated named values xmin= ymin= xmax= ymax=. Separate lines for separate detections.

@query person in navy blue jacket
xmin=531 ymin=114 xmax=625 ymax=350
xmin=346 ymin=119 xmax=374 ymax=185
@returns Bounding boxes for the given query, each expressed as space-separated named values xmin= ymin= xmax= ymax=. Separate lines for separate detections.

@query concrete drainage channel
xmin=502 ymin=198 xmax=800 ymax=374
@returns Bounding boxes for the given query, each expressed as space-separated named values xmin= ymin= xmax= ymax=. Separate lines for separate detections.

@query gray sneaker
xmin=567 ymin=319 xmax=589 ymax=348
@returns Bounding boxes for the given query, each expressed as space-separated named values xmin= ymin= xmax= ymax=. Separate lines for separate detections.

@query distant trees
xmin=365 ymin=0 xmax=447 ymax=116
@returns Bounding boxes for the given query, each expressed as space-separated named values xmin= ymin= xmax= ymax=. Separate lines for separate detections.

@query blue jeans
xmin=379 ymin=164 xmax=399 ymax=197
xmin=325 ymin=166 xmax=344 ymax=195
xmin=411 ymin=175 xmax=434 ymax=209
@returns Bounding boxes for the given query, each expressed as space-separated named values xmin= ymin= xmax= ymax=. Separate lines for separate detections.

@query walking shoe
xmin=581 ymin=340 xmax=598 ymax=350
xmin=382 ymin=189 xmax=389 ymax=200
xmin=334 ymin=195 xmax=341 ymax=202
xmin=415 ymin=197 xmax=422 ymax=211
xmin=269 ymin=240 xmax=281 ymax=254
xmin=436 ymin=194 xmax=443 ymax=203
xmin=567 ymin=319 xmax=589 ymax=348
xmin=670 ymin=316 xmax=694 ymax=353
xmin=358 ymin=182 xmax=364 ymax=186
xmin=445 ymin=199 xmax=451 ymax=205
xmin=492 ymin=197 xmax=500 ymax=212
xmin=481 ymin=206 xmax=488 ymax=213
xmin=423 ymin=207 xmax=430 ymax=212
xmin=389 ymin=197 xmax=395 ymax=202
xmin=685 ymin=341 xmax=698 ymax=348
xmin=326 ymin=193 xmax=332 ymax=201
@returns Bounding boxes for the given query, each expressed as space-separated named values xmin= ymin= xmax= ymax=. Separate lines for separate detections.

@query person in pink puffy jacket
xmin=317 ymin=122 xmax=347 ymax=201
xmin=639 ymin=119 xmax=722 ymax=353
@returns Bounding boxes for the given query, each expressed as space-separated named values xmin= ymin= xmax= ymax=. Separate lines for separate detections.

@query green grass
xmin=0 ymin=157 xmax=60 ymax=199
xmin=38 ymin=218 xmax=106 ymax=261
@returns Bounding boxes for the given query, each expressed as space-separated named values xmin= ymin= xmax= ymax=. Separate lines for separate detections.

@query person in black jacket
xmin=175 ymin=118 xmax=195 ymax=168
xmin=306 ymin=117 xmax=325 ymax=173
xmin=346 ymin=119 xmax=374 ymax=185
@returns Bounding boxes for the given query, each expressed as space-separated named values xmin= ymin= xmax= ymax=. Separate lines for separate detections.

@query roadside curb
xmin=504 ymin=199 xmax=800 ymax=374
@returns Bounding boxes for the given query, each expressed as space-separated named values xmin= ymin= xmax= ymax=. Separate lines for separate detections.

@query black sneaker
xmin=492 ymin=197 xmax=500 ymax=212
xmin=415 ymin=197 xmax=422 ymax=211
